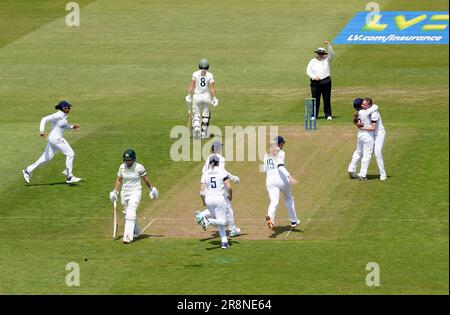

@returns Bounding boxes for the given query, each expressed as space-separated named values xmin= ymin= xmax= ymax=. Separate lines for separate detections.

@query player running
xmin=196 ymin=155 xmax=232 ymax=249
xmin=109 ymin=149 xmax=159 ymax=244
xmin=264 ymin=136 xmax=300 ymax=229
xmin=185 ymin=58 xmax=218 ymax=139
xmin=196 ymin=141 xmax=241 ymax=237
xmin=22 ymin=100 xmax=81 ymax=184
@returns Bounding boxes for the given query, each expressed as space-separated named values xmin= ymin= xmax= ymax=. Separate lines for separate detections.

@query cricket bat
xmin=186 ymin=102 xmax=191 ymax=129
xmin=113 ymin=200 xmax=118 ymax=239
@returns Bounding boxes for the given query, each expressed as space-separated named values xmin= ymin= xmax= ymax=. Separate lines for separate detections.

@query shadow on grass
xmin=206 ymin=239 xmax=238 ymax=251
xmin=26 ymin=181 xmax=82 ymax=187
xmin=112 ymin=234 xmax=164 ymax=242
xmin=269 ymin=226 xmax=304 ymax=238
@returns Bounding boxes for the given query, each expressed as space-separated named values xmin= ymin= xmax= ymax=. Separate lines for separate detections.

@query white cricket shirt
xmin=201 ymin=167 xmax=228 ymax=198
xmin=306 ymin=45 xmax=334 ymax=80
xmin=118 ymin=162 xmax=147 ymax=191
xmin=40 ymin=111 xmax=72 ymax=139
xmin=264 ymin=149 xmax=290 ymax=181
xmin=192 ymin=70 xmax=214 ymax=95
xmin=370 ymin=104 xmax=385 ymax=134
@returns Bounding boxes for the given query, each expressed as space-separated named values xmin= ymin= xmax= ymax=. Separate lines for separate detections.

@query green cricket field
xmin=0 ymin=0 xmax=448 ymax=295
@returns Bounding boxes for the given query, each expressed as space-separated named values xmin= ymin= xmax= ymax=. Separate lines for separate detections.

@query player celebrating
xmin=109 ymin=149 xmax=159 ymax=244
xmin=196 ymin=141 xmax=241 ymax=237
xmin=185 ymin=58 xmax=218 ymax=139
xmin=22 ymin=100 xmax=81 ymax=184
xmin=264 ymin=136 xmax=300 ymax=229
xmin=363 ymin=98 xmax=387 ymax=181
xmin=197 ymin=155 xmax=232 ymax=249
xmin=348 ymin=98 xmax=387 ymax=181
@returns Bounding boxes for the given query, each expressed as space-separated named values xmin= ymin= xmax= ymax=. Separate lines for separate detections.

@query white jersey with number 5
xmin=192 ymin=70 xmax=214 ymax=95
xmin=201 ymin=167 xmax=228 ymax=198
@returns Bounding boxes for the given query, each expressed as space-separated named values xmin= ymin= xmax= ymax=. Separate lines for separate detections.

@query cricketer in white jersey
xmin=198 ymin=142 xmax=241 ymax=237
xmin=109 ymin=149 xmax=159 ymax=244
xmin=22 ymin=101 xmax=81 ymax=184
xmin=366 ymin=99 xmax=387 ymax=180
xmin=185 ymin=58 xmax=218 ymax=139
xmin=197 ymin=155 xmax=232 ymax=249
xmin=264 ymin=136 xmax=300 ymax=229
xmin=347 ymin=98 xmax=378 ymax=180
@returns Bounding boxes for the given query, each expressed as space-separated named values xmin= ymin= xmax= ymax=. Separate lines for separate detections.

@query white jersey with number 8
xmin=192 ymin=70 xmax=214 ymax=95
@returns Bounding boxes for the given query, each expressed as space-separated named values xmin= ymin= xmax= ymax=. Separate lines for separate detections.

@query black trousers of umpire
xmin=310 ymin=76 xmax=332 ymax=118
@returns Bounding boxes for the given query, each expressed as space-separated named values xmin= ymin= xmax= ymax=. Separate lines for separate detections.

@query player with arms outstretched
xmin=22 ymin=100 xmax=81 ymax=184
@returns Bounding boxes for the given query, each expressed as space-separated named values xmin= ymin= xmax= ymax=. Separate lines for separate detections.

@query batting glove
xmin=229 ymin=174 xmax=240 ymax=184
xmin=211 ymin=97 xmax=219 ymax=107
xmin=185 ymin=95 xmax=192 ymax=104
xmin=109 ymin=190 xmax=118 ymax=202
xmin=149 ymin=187 xmax=159 ymax=200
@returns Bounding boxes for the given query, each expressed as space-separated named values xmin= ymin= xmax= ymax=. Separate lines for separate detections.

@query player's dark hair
xmin=364 ymin=98 xmax=373 ymax=106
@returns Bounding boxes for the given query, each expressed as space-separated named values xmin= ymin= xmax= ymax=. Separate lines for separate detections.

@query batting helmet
xmin=199 ymin=58 xmax=209 ymax=70
xmin=353 ymin=98 xmax=363 ymax=111
xmin=55 ymin=100 xmax=72 ymax=110
xmin=123 ymin=149 xmax=136 ymax=162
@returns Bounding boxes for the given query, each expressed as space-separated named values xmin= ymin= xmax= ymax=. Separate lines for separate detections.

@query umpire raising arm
xmin=306 ymin=40 xmax=334 ymax=121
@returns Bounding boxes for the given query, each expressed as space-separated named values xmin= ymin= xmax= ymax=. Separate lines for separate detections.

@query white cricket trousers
xmin=266 ymin=177 xmax=298 ymax=225
xmin=192 ymin=93 xmax=211 ymax=131
xmin=347 ymin=133 xmax=375 ymax=178
xmin=374 ymin=130 xmax=386 ymax=177
xmin=26 ymin=136 xmax=75 ymax=176
xmin=205 ymin=195 xmax=228 ymax=244
xmin=121 ymin=190 xmax=142 ymax=242
xmin=200 ymin=191 xmax=237 ymax=231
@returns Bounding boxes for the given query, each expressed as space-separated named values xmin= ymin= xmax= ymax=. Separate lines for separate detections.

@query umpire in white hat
xmin=306 ymin=40 xmax=335 ymax=120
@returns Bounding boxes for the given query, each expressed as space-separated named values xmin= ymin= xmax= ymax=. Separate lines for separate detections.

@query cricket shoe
xmin=201 ymin=131 xmax=209 ymax=139
xmin=348 ymin=171 xmax=357 ymax=179
xmin=195 ymin=210 xmax=203 ymax=225
xmin=221 ymin=242 xmax=230 ymax=249
xmin=357 ymin=175 xmax=367 ymax=181
xmin=265 ymin=216 xmax=275 ymax=229
xmin=380 ymin=175 xmax=388 ymax=181
xmin=201 ymin=216 xmax=209 ymax=231
xmin=123 ymin=236 xmax=132 ymax=244
xmin=229 ymin=228 xmax=241 ymax=237
xmin=66 ymin=176 xmax=82 ymax=184
xmin=22 ymin=169 xmax=31 ymax=184
xmin=291 ymin=219 xmax=301 ymax=228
